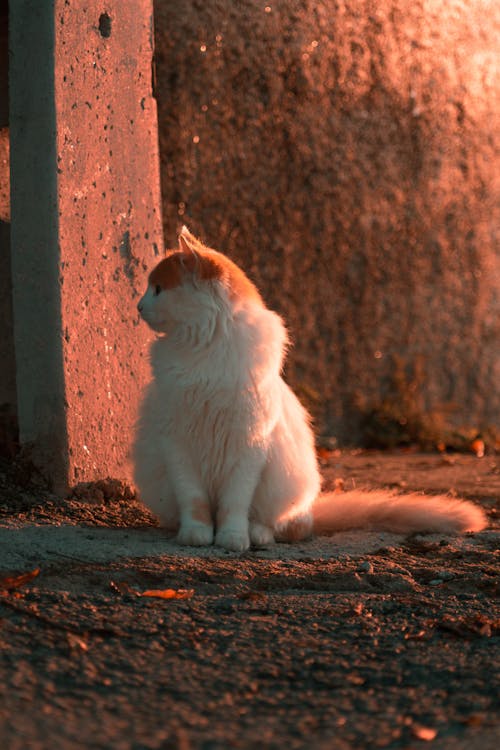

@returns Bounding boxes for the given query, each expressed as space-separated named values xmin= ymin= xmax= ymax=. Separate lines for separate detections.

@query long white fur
xmin=133 ymin=228 xmax=487 ymax=552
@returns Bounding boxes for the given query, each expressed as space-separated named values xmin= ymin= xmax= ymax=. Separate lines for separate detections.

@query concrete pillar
xmin=0 ymin=1 xmax=17 ymax=456
xmin=9 ymin=1 xmax=162 ymax=492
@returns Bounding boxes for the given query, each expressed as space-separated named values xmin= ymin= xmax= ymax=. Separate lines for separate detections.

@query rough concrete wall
xmin=154 ymin=0 xmax=500 ymax=445
xmin=0 ymin=1 xmax=17 ymax=455
xmin=10 ymin=1 xmax=162 ymax=489
xmin=54 ymin=1 xmax=162 ymax=487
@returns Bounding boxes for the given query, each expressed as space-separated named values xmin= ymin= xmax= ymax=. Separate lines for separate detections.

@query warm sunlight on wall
xmin=154 ymin=0 xmax=500 ymax=445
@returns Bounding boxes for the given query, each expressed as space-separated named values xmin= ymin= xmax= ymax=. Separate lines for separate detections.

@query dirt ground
xmin=0 ymin=450 xmax=498 ymax=749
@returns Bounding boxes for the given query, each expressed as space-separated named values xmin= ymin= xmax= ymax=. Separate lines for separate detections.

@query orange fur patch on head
xmin=179 ymin=227 xmax=263 ymax=305
xmin=181 ymin=250 xmax=222 ymax=281
xmin=148 ymin=251 xmax=223 ymax=292
xmin=148 ymin=254 xmax=182 ymax=291
xmin=149 ymin=229 xmax=263 ymax=306
xmin=210 ymin=251 xmax=264 ymax=306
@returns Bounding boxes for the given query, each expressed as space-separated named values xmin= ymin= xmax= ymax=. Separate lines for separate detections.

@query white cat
xmin=133 ymin=227 xmax=487 ymax=552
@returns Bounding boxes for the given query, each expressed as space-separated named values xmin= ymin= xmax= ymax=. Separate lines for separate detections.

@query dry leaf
xmin=412 ymin=726 xmax=437 ymax=741
xmin=0 ymin=568 xmax=40 ymax=592
xmin=471 ymin=438 xmax=485 ymax=457
xmin=110 ymin=581 xmax=194 ymax=600
xmin=140 ymin=588 xmax=194 ymax=600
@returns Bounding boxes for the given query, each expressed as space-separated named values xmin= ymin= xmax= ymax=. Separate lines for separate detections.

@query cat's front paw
xmin=249 ymin=522 xmax=275 ymax=547
xmin=215 ymin=527 xmax=250 ymax=553
xmin=177 ymin=522 xmax=214 ymax=547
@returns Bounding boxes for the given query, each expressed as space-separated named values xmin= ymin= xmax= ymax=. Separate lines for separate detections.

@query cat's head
xmin=137 ymin=227 xmax=263 ymax=336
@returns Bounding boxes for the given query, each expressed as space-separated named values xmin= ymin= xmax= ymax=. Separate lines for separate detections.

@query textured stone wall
xmin=154 ymin=0 xmax=500 ymax=446
xmin=9 ymin=1 xmax=162 ymax=489
xmin=0 ymin=1 xmax=16 ymax=455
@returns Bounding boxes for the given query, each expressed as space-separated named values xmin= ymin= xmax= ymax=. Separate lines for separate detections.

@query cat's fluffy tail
xmin=311 ymin=489 xmax=487 ymax=535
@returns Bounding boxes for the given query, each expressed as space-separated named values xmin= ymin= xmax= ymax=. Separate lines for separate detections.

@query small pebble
xmin=438 ymin=570 xmax=454 ymax=580
xmin=358 ymin=561 xmax=374 ymax=574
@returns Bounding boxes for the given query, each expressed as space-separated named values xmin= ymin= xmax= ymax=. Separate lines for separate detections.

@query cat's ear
xmin=178 ymin=227 xmax=201 ymax=272
xmin=179 ymin=249 xmax=201 ymax=275
xmin=177 ymin=226 xmax=221 ymax=280
xmin=178 ymin=234 xmax=191 ymax=254
xmin=178 ymin=225 xmax=199 ymax=254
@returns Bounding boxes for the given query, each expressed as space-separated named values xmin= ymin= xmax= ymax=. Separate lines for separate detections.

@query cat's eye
xmin=153 ymin=284 xmax=162 ymax=296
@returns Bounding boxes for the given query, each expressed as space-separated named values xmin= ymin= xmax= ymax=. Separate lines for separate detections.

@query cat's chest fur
xmin=149 ymin=328 xmax=275 ymax=440
xmin=148 ymin=330 xmax=273 ymax=498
